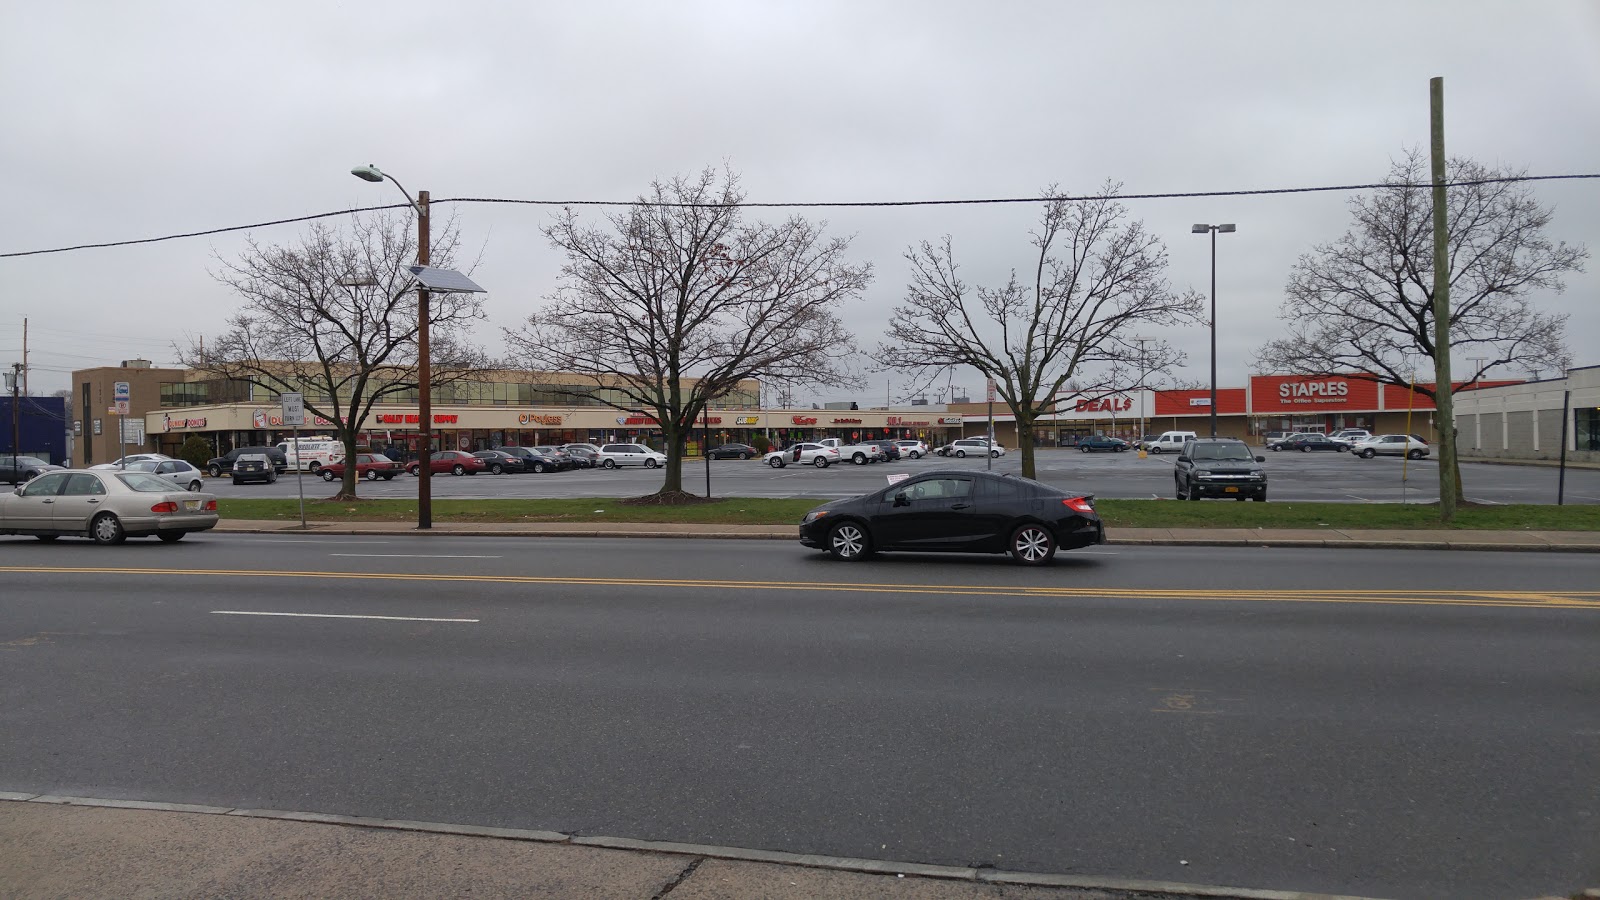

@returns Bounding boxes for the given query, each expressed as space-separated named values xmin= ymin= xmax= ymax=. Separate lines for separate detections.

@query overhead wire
xmin=0 ymin=173 xmax=1596 ymax=260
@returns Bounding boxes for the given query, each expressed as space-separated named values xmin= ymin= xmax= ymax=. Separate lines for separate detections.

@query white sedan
xmin=1 ymin=468 xmax=219 ymax=544
xmin=1350 ymin=434 xmax=1431 ymax=459
xmin=90 ymin=453 xmax=173 ymax=470
xmin=764 ymin=443 xmax=841 ymax=468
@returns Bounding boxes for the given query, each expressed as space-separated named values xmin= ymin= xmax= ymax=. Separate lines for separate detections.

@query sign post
xmin=113 ymin=382 xmax=131 ymax=467
xmin=986 ymin=377 xmax=996 ymax=471
xmin=281 ymin=393 xmax=307 ymax=529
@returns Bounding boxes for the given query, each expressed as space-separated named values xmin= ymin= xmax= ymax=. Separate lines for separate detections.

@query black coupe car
xmin=798 ymin=470 xmax=1104 ymax=566
xmin=707 ymin=443 xmax=760 ymax=460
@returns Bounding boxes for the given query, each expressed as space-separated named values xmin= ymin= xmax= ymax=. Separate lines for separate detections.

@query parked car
xmin=122 ymin=459 xmax=206 ymax=491
xmin=319 ymin=453 xmax=403 ymax=481
xmin=1260 ymin=431 xmax=1290 ymax=445
xmin=1173 ymin=439 xmax=1268 ymax=502
xmin=597 ymin=443 xmax=668 ymax=469
xmin=408 ymin=450 xmax=488 ymax=476
xmin=869 ymin=440 xmax=902 ymax=461
xmin=1144 ymin=431 xmax=1198 ymax=454
xmin=231 ymin=453 xmax=278 ymax=485
xmin=817 ymin=438 xmax=884 ymax=465
xmin=473 ymin=450 xmax=528 ymax=474
xmin=495 ymin=446 xmax=567 ymax=473
xmin=207 ymin=446 xmax=288 ymax=477
xmin=798 ymin=470 xmax=1104 ymax=565
xmin=764 ymin=442 xmax=840 ymax=468
xmin=1350 ymin=434 xmax=1431 ymax=459
xmin=948 ymin=438 xmax=1005 ymax=458
xmin=932 ymin=443 xmax=954 ymax=457
xmin=561 ymin=446 xmax=599 ymax=468
xmin=1328 ymin=428 xmax=1373 ymax=447
xmin=0 ymin=455 xmax=63 ymax=485
xmin=1 ymin=469 xmax=219 ymax=544
xmin=276 ymin=436 xmax=346 ymax=473
xmin=707 ymin=443 xmax=760 ymax=460
xmin=894 ymin=440 xmax=929 ymax=459
xmin=1283 ymin=433 xmax=1342 ymax=452
xmin=1077 ymin=435 xmax=1129 ymax=453
xmin=90 ymin=453 xmax=174 ymax=470
xmin=533 ymin=446 xmax=579 ymax=470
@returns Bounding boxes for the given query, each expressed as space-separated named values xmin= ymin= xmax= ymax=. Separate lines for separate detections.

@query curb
xmin=0 ymin=793 xmax=1388 ymax=900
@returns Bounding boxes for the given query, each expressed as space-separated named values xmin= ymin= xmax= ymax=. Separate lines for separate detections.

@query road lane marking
xmin=255 ymin=540 xmax=395 ymax=544
xmin=211 ymin=611 xmax=479 ymax=623
xmin=328 ymin=554 xmax=503 ymax=559
xmin=3 ymin=566 xmax=1596 ymax=611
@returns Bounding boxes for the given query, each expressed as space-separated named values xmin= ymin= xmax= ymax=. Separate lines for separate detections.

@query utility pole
xmin=1429 ymin=76 xmax=1459 ymax=522
xmin=7 ymin=363 xmax=20 ymax=475
xmin=21 ymin=318 xmax=27 ymax=396
xmin=1134 ymin=337 xmax=1151 ymax=457
xmin=416 ymin=189 xmax=434 ymax=529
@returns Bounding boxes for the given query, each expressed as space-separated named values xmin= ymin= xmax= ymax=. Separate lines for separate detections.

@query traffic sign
xmin=280 ymin=392 xmax=305 ymax=426
xmin=113 ymin=381 xmax=131 ymax=401
xmin=111 ymin=401 xmax=129 ymax=415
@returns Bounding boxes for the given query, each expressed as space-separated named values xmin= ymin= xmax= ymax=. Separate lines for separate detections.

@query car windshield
xmin=1192 ymin=444 xmax=1254 ymax=461
xmin=116 ymin=473 xmax=178 ymax=492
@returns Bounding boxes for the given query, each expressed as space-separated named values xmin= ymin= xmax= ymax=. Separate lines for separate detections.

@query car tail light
xmin=1062 ymin=496 xmax=1095 ymax=514
xmin=150 ymin=501 xmax=179 ymax=513
xmin=204 ymin=500 xmax=217 ymax=511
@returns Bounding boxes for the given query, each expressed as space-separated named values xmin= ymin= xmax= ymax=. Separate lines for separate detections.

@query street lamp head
xmin=351 ymin=164 xmax=386 ymax=183
xmin=1218 ymin=223 xmax=1237 ymax=233
xmin=1191 ymin=224 xmax=1210 ymax=233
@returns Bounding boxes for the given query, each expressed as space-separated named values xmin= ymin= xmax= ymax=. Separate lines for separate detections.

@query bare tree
xmin=1254 ymin=150 xmax=1587 ymax=496
xmin=179 ymin=213 xmax=490 ymax=500
xmin=878 ymin=186 xmax=1204 ymax=478
xmin=505 ymin=168 xmax=872 ymax=502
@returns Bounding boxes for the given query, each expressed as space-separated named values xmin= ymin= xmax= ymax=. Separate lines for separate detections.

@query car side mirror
xmin=1255 ymin=456 xmax=1266 ymax=463
xmin=893 ymin=492 xmax=910 ymax=507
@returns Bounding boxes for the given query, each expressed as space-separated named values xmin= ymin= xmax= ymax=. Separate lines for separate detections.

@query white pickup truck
xmin=818 ymin=438 xmax=884 ymax=465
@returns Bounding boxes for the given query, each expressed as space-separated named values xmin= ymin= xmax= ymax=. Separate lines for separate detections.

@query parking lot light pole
xmin=353 ymin=164 xmax=434 ymax=529
xmin=1192 ymin=223 xmax=1235 ymax=438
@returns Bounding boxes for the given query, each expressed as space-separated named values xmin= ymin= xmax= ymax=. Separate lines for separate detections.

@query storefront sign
xmin=1189 ymin=397 xmax=1211 ymax=407
xmin=618 ymin=415 xmax=658 ymax=426
xmin=1074 ymin=397 xmax=1133 ymax=412
xmin=518 ymin=413 xmax=563 ymax=425
xmin=938 ymin=416 xmax=963 ymax=425
xmin=791 ymin=416 xmax=818 ymax=425
xmin=886 ymin=416 xmax=930 ymax=426
xmin=831 ymin=417 xmax=862 ymax=424
xmin=162 ymin=415 xmax=208 ymax=429
xmin=700 ymin=417 xmax=723 ymax=425
xmin=373 ymin=413 xmax=461 ymax=425
xmin=253 ymin=408 xmax=333 ymax=428
xmin=1279 ymin=379 xmax=1349 ymax=401
xmin=735 ymin=416 xmax=760 ymax=425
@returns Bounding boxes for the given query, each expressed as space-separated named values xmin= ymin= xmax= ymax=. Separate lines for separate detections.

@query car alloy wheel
xmin=601 ymin=459 xmax=615 ymax=469
xmin=408 ymin=466 xmax=420 ymax=476
xmin=827 ymin=521 xmax=870 ymax=561
xmin=909 ymin=451 xmax=920 ymax=459
xmin=309 ymin=463 xmax=321 ymax=474
xmin=366 ymin=469 xmax=381 ymax=481
xmin=533 ymin=462 xmax=547 ymax=473
xmin=90 ymin=512 xmax=125 ymax=545
xmin=813 ymin=456 xmax=829 ymax=468
xmin=187 ymin=481 xmax=203 ymax=491
xmin=1301 ymin=446 xmax=1311 ymax=452
xmin=956 ymin=449 xmax=967 ymax=458
xmin=1361 ymin=449 xmax=1376 ymax=459
xmin=853 ymin=453 xmax=867 ymax=465
xmin=1408 ymin=449 xmax=1425 ymax=460
xmin=769 ymin=457 xmax=784 ymax=468
xmin=209 ymin=464 xmax=223 ymax=477
xmin=491 ymin=464 xmax=504 ymax=475
xmin=1009 ymin=524 xmax=1056 ymax=565
xmin=1082 ymin=445 xmax=1091 ymax=453
xmin=452 ymin=464 xmax=466 ymax=475
xmin=991 ymin=450 xmax=1000 ymax=458
xmin=645 ymin=459 xmax=660 ymax=468
xmin=741 ymin=453 xmax=750 ymax=460
xmin=322 ymin=469 xmax=337 ymax=482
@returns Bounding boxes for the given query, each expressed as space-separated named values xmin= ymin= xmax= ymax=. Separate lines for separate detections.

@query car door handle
xmin=42 ymin=498 xmax=54 ymax=504
xmin=951 ymin=503 xmax=971 ymax=510
xmin=87 ymin=499 xmax=100 ymax=504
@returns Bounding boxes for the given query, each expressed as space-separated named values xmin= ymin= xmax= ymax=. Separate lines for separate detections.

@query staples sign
xmin=1279 ymin=380 xmax=1350 ymax=402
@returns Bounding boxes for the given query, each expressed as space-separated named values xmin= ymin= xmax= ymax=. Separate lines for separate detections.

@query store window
xmin=1577 ymin=407 xmax=1600 ymax=452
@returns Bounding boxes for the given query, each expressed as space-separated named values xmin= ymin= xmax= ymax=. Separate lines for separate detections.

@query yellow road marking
xmin=0 ymin=567 xmax=1595 ymax=611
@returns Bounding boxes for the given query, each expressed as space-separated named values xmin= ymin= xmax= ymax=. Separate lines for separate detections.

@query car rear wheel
xmin=1360 ymin=448 xmax=1376 ymax=459
xmin=852 ymin=452 xmax=867 ymax=465
xmin=813 ymin=456 xmax=829 ymax=468
xmin=322 ymin=469 xmax=338 ymax=482
xmin=1301 ymin=446 xmax=1311 ymax=453
xmin=308 ymin=462 xmax=321 ymax=474
xmin=827 ymin=521 xmax=871 ymax=561
xmin=1407 ymin=449 xmax=1425 ymax=460
xmin=741 ymin=452 xmax=750 ymax=460
xmin=90 ymin=512 xmax=125 ymax=545
xmin=187 ymin=480 xmax=203 ymax=491
xmin=768 ymin=457 xmax=785 ymax=468
xmin=1009 ymin=524 xmax=1056 ymax=566
xmin=451 ymin=464 xmax=466 ymax=475
xmin=383 ymin=474 xmax=396 ymax=480
xmin=157 ymin=532 xmax=185 ymax=543
xmin=909 ymin=451 xmax=920 ymax=459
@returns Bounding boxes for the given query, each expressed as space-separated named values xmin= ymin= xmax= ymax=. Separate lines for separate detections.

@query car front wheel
xmin=956 ymin=449 xmax=967 ymax=458
xmin=322 ymin=469 xmax=338 ymax=482
xmin=366 ymin=469 xmax=381 ymax=481
xmin=1081 ymin=445 xmax=1091 ymax=453
xmin=769 ymin=457 xmax=785 ymax=468
xmin=491 ymin=464 xmax=504 ymax=475
xmin=601 ymin=459 xmax=616 ymax=469
xmin=740 ymin=452 xmax=750 ymax=460
xmin=645 ymin=459 xmax=660 ymax=468
xmin=408 ymin=465 xmax=420 ymax=476
xmin=209 ymin=464 xmax=223 ymax=477
xmin=1009 ymin=523 xmax=1056 ymax=565
xmin=827 ymin=521 xmax=871 ymax=561
xmin=1361 ymin=449 xmax=1376 ymax=459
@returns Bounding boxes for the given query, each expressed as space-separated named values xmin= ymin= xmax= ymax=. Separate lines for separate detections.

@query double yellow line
xmin=3 ymin=566 xmax=1596 ymax=611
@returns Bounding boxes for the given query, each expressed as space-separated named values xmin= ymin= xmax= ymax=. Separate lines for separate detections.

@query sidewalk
xmin=0 ymin=795 xmax=1388 ymax=900
xmin=214 ymin=519 xmax=1600 ymax=552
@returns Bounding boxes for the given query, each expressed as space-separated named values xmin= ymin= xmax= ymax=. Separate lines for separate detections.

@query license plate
xmin=184 ymin=499 xmax=201 ymax=511
xmin=1224 ymin=487 xmax=1239 ymax=493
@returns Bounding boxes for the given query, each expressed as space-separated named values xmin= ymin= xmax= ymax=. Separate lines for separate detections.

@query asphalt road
xmin=2 ymin=535 xmax=1596 ymax=899
xmin=207 ymin=449 xmax=1600 ymax=504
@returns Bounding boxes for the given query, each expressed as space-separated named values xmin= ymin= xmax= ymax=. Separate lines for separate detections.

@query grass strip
xmin=217 ymin=497 xmax=1600 ymax=531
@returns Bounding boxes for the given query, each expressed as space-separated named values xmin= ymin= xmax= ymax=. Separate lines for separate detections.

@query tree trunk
xmin=334 ymin=427 xmax=360 ymax=501
xmin=1016 ymin=412 xmax=1038 ymax=479
xmin=659 ymin=422 xmax=685 ymax=495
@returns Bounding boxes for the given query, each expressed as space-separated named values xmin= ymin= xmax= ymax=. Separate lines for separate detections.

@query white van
xmin=1145 ymin=430 xmax=1198 ymax=454
xmin=276 ymin=437 xmax=346 ymax=473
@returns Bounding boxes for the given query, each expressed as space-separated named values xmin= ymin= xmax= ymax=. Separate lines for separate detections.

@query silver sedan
xmin=0 ymin=468 xmax=219 ymax=544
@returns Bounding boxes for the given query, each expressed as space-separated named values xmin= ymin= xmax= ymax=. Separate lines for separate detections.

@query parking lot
xmin=201 ymin=448 xmax=1599 ymax=505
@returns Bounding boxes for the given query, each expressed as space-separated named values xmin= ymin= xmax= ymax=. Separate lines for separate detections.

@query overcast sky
xmin=3 ymin=1 xmax=1596 ymax=405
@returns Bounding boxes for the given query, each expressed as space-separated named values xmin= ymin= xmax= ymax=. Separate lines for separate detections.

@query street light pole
xmin=1192 ymin=223 xmax=1236 ymax=438
xmin=353 ymin=164 xmax=434 ymax=529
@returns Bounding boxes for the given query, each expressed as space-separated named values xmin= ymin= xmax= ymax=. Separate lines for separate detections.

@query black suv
xmin=1174 ymin=439 xmax=1267 ymax=502
xmin=207 ymin=446 xmax=288 ymax=477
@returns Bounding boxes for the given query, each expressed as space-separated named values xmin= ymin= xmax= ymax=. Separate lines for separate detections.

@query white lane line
xmin=327 ymin=554 xmax=502 ymax=558
xmin=211 ymin=611 xmax=479 ymax=623
xmin=256 ymin=540 xmax=394 ymax=544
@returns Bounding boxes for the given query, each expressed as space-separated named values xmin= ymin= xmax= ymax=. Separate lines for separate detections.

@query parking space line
xmin=211 ymin=611 xmax=479 ymax=623
xmin=328 ymin=554 xmax=502 ymax=559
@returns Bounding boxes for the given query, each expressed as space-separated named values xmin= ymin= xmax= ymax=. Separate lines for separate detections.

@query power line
xmin=1 ymin=173 xmax=1595 ymax=260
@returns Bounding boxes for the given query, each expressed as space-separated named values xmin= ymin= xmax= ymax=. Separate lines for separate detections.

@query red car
xmin=319 ymin=453 xmax=402 ymax=482
xmin=407 ymin=450 xmax=487 ymax=476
